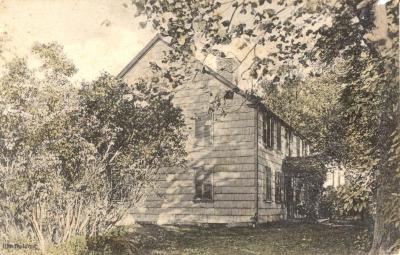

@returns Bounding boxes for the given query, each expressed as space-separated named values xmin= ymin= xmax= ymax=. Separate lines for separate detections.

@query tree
xmin=0 ymin=43 xmax=186 ymax=251
xmin=131 ymin=0 xmax=399 ymax=253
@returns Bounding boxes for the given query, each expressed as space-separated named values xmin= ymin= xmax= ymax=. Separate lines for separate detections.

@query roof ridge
xmin=116 ymin=34 xmax=310 ymax=142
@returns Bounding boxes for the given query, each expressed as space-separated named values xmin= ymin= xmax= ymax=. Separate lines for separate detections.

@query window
xmin=266 ymin=115 xmax=271 ymax=147
xmin=296 ymin=137 xmax=301 ymax=157
xmin=264 ymin=167 xmax=272 ymax=202
xmin=271 ymin=118 xmax=275 ymax=149
xmin=264 ymin=114 xmax=274 ymax=149
xmin=195 ymin=112 xmax=213 ymax=145
xmin=277 ymin=121 xmax=282 ymax=151
xmin=262 ymin=116 xmax=267 ymax=145
xmin=275 ymin=172 xmax=284 ymax=203
xmin=294 ymin=179 xmax=302 ymax=204
xmin=194 ymin=167 xmax=213 ymax=202
xmin=287 ymin=129 xmax=293 ymax=157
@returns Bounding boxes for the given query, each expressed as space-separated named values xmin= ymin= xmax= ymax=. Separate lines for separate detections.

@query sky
xmin=0 ymin=0 xmax=154 ymax=80
xmin=0 ymin=0 xmax=391 ymax=83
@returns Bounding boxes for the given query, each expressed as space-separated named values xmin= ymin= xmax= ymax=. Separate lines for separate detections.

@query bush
xmin=0 ymin=44 xmax=186 ymax=253
xmin=319 ymin=187 xmax=344 ymax=219
xmin=354 ymin=229 xmax=373 ymax=252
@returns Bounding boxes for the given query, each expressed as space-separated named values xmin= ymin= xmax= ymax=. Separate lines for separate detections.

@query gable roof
xmin=117 ymin=34 xmax=243 ymax=95
xmin=117 ymin=34 xmax=309 ymax=142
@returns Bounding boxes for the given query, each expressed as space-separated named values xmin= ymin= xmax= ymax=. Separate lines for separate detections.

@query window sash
xmin=265 ymin=167 xmax=272 ymax=202
xmin=262 ymin=116 xmax=267 ymax=145
xmin=270 ymin=118 xmax=275 ymax=149
xmin=194 ymin=168 xmax=213 ymax=202
xmin=266 ymin=115 xmax=271 ymax=148
xmin=195 ymin=113 xmax=213 ymax=144
xmin=277 ymin=122 xmax=282 ymax=151
xmin=275 ymin=172 xmax=284 ymax=203
xmin=296 ymin=137 xmax=301 ymax=156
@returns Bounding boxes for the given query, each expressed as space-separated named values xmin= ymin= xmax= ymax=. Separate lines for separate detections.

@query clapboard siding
xmin=119 ymin=36 xmax=311 ymax=225
xmin=256 ymin=109 xmax=288 ymax=221
xmin=122 ymin=39 xmax=257 ymax=224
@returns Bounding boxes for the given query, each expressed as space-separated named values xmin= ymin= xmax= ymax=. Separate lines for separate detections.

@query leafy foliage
xmin=319 ymin=187 xmax=344 ymax=220
xmin=131 ymin=0 xmax=399 ymax=252
xmin=0 ymin=43 xmax=186 ymax=251
xmin=283 ymin=156 xmax=327 ymax=221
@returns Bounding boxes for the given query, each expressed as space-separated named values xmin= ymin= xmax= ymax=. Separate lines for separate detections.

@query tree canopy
xmin=0 ymin=42 xmax=186 ymax=252
xmin=131 ymin=0 xmax=399 ymax=253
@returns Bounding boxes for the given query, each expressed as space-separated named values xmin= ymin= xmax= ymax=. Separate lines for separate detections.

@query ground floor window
xmin=194 ymin=167 xmax=213 ymax=202
xmin=264 ymin=167 xmax=272 ymax=202
xmin=275 ymin=172 xmax=285 ymax=203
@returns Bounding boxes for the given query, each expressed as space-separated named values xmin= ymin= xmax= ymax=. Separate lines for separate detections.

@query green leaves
xmin=0 ymin=45 xmax=186 ymax=248
xmin=221 ymin=20 xmax=230 ymax=27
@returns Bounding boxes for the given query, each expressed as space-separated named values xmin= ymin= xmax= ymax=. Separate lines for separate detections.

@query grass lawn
xmin=113 ymin=221 xmax=369 ymax=255
xmin=0 ymin=221 xmax=370 ymax=255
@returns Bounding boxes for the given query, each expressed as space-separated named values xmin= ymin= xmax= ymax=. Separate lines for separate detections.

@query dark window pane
xmin=265 ymin=167 xmax=272 ymax=201
xmin=275 ymin=173 xmax=281 ymax=203
xmin=271 ymin=118 xmax=275 ymax=149
xmin=203 ymin=183 xmax=213 ymax=200
xmin=195 ymin=180 xmax=203 ymax=199
xmin=266 ymin=115 xmax=271 ymax=148
xmin=281 ymin=173 xmax=285 ymax=203
xmin=263 ymin=116 xmax=267 ymax=145
xmin=277 ymin=122 xmax=281 ymax=151
xmin=195 ymin=113 xmax=213 ymax=144
xmin=194 ymin=168 xmax=213 ymax=201
xmin=296 ymin=137 xmax=300 ymax=156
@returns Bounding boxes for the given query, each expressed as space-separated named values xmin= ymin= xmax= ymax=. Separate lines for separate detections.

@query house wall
xmin=121 ymin=39 xmax=258 ymax=224
xmin=324 ymin=165 xmax=346 ymax=188
xmin=255 ymin=110 xmax=305 ymax=222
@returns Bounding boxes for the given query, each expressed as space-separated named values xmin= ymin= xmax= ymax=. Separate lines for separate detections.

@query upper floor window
xmin=263 ymin=113 xmax=274 ymax=149
xmin=296 ymin=136 xmax=301 ymax=157
xmin=288 ymin=130 xmax=293 ymax=157
xmin=195 ymin=112 xmax=213 ymax=145
xmin=277 ymin=121 xmax=282 ymax=151
xmin=264 ymin=167 xmax=272 ymax=202
xmin=262 ymin=115 xmax=267 ymax=145
xmin=194 ymin=167 xmax=213 ymax=202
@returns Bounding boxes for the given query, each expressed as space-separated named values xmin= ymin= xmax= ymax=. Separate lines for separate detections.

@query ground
xmin=96 ymin=221 xmax=370 ymax=255
xmin=0 ymin=221 xmax=370 ymax=255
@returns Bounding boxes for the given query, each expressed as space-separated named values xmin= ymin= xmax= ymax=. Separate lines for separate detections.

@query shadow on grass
xmin=87 ymin=221 xmax=369 ymax=255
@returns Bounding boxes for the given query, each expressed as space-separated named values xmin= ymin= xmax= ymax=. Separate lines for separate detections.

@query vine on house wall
xmin=283 ymin=156 xmax=327 ymax=221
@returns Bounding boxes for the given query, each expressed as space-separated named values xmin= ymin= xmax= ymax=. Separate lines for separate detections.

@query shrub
xmin=0 ymin=43 xmax=186 ymax=253
xmin=319 ymin=187 xmax=343 ymax=219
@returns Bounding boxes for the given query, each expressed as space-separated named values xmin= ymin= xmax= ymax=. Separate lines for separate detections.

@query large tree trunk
xmin=367 ymin=2 xmax=400 ymax=254
xmin=369 ymin=179 xmax=400 ymax=254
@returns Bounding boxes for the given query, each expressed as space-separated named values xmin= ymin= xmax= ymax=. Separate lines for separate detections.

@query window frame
xmin=194 ymin=112 xmax=214 ymax=145
xmin=266 ymin=114 xmax=271 ymax=148
xmin=288 ymin=129 xmax=293 ymax=157
xmin=264 ymin=113 xmax=274 ymax=149
xmin=277 ymin=121 xmax=282 ymax=151
xmin=270 ymin=117 xmax=275 ymax=149
xmin=264 ymin=167 xmax=272 ymax=202
xmin=275 ymin=172 xmax=284 ymax=204
xmin=262 ymin=115 xmax=267 ymax=145
xmin=296 ymin=136 xmax=301 ymax=157
xmin=193 ymin=167 xmax=213 ymax=203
